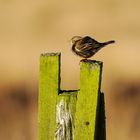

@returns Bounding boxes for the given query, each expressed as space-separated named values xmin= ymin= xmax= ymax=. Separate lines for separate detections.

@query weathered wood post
xmin=38 ymin=53 xmax=105 ymax=140
xmin=38 ymin=53 xmax=60 ymax=140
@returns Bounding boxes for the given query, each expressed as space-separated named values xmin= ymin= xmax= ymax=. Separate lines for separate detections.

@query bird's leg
xmin=81 ymin=58 xmax=88 ymax=62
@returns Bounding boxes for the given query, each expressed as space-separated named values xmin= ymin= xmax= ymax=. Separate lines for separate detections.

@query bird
xmin=71 ymin=36 xmax=115 ymax=58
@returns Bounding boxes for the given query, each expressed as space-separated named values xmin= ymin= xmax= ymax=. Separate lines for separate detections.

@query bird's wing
xmin=78 ymin=43 xmax=93 ymax=52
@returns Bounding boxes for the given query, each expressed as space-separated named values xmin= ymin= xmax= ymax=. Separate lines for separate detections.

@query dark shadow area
xmin=96 ymin=92 xmax=106 ymax=140
xmin=59 ymin=89 xmax=78 ymax=94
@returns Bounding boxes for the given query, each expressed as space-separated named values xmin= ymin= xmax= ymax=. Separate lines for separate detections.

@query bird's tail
xmin=101 ymin=40 xmax=115 ymax=46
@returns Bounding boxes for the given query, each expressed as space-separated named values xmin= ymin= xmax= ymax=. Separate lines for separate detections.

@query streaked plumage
xmin=71 ymin=36 xmax=115 ymax=58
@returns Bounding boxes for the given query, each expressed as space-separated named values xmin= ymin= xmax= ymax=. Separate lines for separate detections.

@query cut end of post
xmin=80 ymin=59 xmax=103 ymax=70
xmin=80 ymin=59 xmax=102 ymax=65
xmin=41 ymin=52 xmax=61 ymax=57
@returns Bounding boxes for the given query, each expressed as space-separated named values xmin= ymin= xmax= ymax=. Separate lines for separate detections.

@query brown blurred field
xmin=0 ymin=0 xmax=140 ymax=140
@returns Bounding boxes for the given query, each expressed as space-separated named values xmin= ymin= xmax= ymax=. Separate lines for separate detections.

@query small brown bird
xmin=71 ymin=36 xmax=115 ymax=58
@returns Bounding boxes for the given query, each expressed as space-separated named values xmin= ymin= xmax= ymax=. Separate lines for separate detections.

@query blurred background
xmin=0 ymin=0 xmax=140 ymax=140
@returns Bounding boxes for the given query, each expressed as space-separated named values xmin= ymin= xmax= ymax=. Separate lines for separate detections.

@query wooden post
xmin=74 ymin=60 xmax=102 ymax=140
xmin=38 ymin=53 xmax=60 ymax=140
xmin=38 ymin=53 xmax=105 ymax=140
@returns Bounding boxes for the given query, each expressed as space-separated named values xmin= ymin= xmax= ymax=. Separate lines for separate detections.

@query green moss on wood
xmin=38 ymin=53 xmax=60 ymax=140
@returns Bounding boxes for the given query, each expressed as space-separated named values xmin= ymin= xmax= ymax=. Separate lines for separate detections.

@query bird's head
xmin=71 ymin=36 xmax=82 ymax=44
